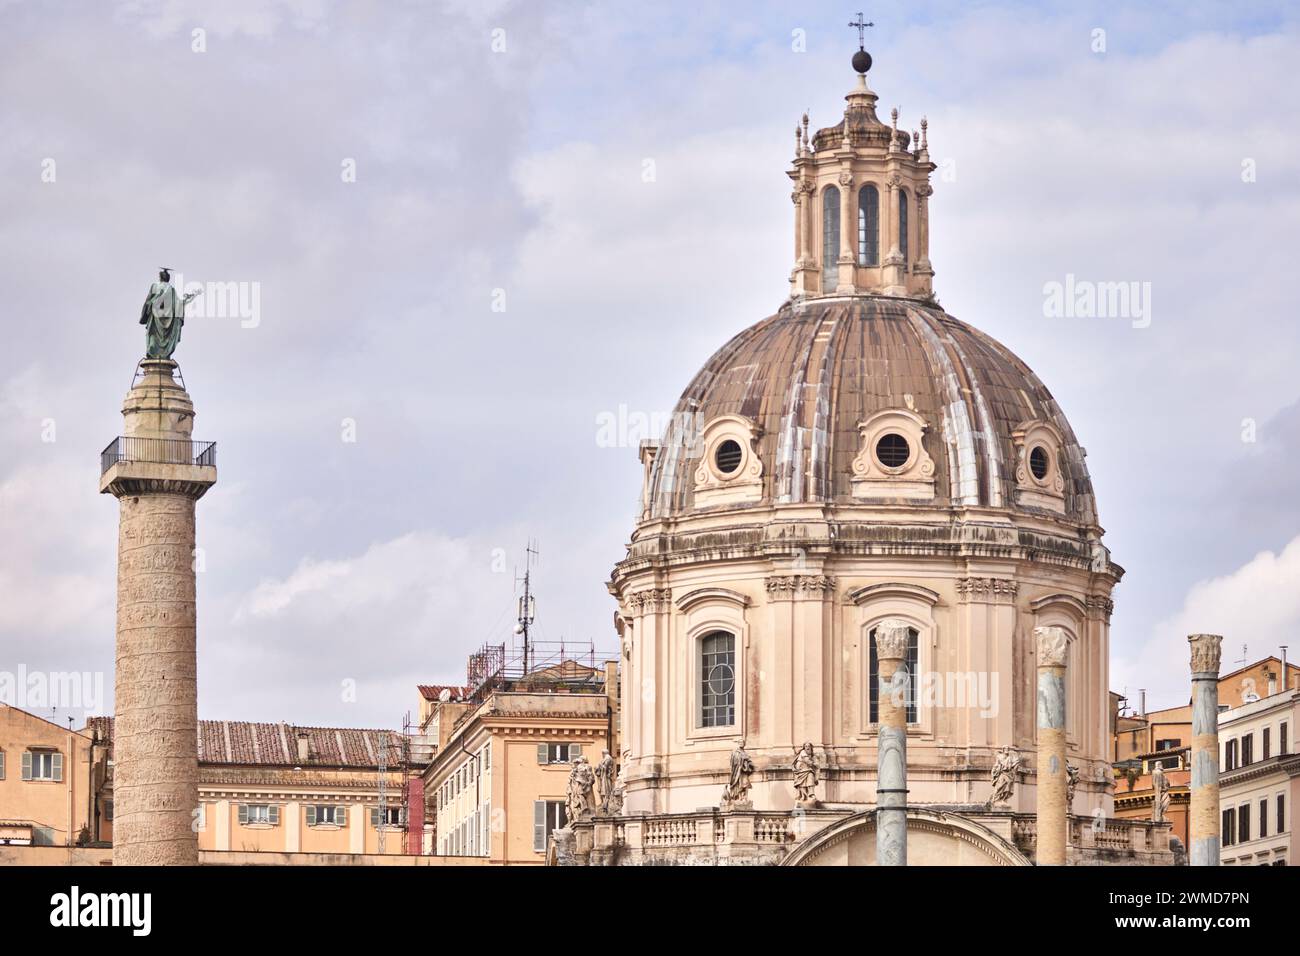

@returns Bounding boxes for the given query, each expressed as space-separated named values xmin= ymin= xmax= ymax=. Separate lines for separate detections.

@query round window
xmin=714 ymin=439 xmax=744 ymax=475
xmin=1029 ymin=445 xmax=1050 ymax=481
xmin=706 ymin=662 xmax=735 ymax=696
xmin=875 ymin=433 xmax=911 ymax=469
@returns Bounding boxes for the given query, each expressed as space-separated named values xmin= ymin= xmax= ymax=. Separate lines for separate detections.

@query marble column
xmin=875 ymin=619 xmax=911 ymax=866
xmin=1034 ymin=625 xmax=1068 ymax=865
xmin=100 ymin=359 xmax=217 ymax=865
xmin=1188 ymin=633 xmax=1223 ymax=866
xmin=837 ymin=169 xmax=856 ymax=293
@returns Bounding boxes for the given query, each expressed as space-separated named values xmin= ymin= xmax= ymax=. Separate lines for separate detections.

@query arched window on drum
xmin=700 ymin=630 xmax=737 ymax=728
xmin=858 ymin=184 xmax=880 ymax=266
xmin=822 ymin=185 xmax=840 ymax=292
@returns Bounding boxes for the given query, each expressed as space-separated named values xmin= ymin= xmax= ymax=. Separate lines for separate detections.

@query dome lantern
xmin=789 ymin=38 xmax=936 ymax=300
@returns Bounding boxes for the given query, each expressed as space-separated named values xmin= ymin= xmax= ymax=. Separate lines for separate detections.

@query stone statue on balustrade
xmin=566 ymin=755 xmax=596 ymax=824
xmin=792 ymin=742 xmax=819 ymax=807
xmin=594 ymin=749 xmax=617 ymax=814
xmin=721 ymin=739 xmax=755 ymax=811
xmin=986 ymin=745 xmax=1021 ymax=809
xmin=1151 ymin=762 xmax=1170 ymax=824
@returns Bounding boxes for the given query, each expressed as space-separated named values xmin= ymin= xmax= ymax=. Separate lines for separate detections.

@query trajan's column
xmin=99 ymin=270 xmax=216 ymax=865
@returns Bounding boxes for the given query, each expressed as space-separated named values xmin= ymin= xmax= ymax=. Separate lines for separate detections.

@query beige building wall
xmin=0 ymin=705 xmax=93 ymax=847
xmin=423 ymin=685 xmax=616 ymax=865
xmin=196 ymin=775 xmax=406 ymax=854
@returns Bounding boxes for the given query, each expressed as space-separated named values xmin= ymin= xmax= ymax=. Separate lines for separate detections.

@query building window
xmin=874 ymin=433 xmax=911 ymax=469
xmin=1264 ymin=726 xmax=1271 ymax=760
xmin=1224 ymin=739 xmax=1237 ymax=771
xmin=700 ymin=630 xmax=737 ymax=728
xmin=1239 ymin=803 xmax=1251 ymax=844
xmin=0 ymin=749 xmax=5 ymax=780
xmin=898 ymin=188 xmax=909 ymax=264
xmin=714 ymin=439 xmax=743 ymax=475
xmin=1029 ymin=446 xmax=1051 ymax=481
xmin=239 ymin=803 xmax=279 ymax=826
xmin=1260 ymin=799 xmax=1269 ymax=838
xmin=1279 ymin=794 xmax=1286 ymax=834
xmin=1242 ymin=733 xmax=1254 ymax=766
xmin=483 ymin=742 xmax=491 ymax=771
xmin=1155 ymin=738 xmax=1180 ymax=751
xmin=868 ymin=625 xmax=919 ymax=724
xmin=858 ymin=184 xmax=879 ymax=265
xmin=1282 ymin=722 xmax=1289 ymax=755
xmin=1222 ymin=808 xmax=1235 ymax=847
xmin=105 ymin=800 xmax=114 ymax=823
xmin=307 ymin=805 xmax=346 ymax=827
xmin=822 ymin=186 xmax=840 ymax=291
xmin=533 ymin=800 xmax=567 ymax=853
xmin=537 ymin=743 xmax=583 ymax=765
xmin=370 ymin=806 xmax=403 ymax=829
xmin=21 ymin=750 xmax=62 ymax=782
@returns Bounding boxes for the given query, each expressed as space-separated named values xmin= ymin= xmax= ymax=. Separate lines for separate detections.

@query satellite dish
xmin=514 ymin=622 xmax=525 ymax=635
xmin=438 ymin=688 xmax=451 ymax=703
xmin=1242 ymin=692 xmax=1260 ymax=703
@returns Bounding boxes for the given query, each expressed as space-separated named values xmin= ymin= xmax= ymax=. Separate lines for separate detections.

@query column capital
xmin=874 ymin=618 xmax=911 ymax=662
xmin=1034 ymin=625 xmax=1069 ymax=668
xmin=1188 ymin=633 xmax=1223 ymax=675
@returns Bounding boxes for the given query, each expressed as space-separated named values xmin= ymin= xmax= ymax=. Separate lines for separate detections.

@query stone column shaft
xmin=1189 ymin=633 xmax=1223 ymax=866
xmin=101 ymin=358 xmax=215 ymax=865
xmin=1035 ymin=626 xmax=1068 ymax=865
xmin=875 ymin=619 xmax=910 ymax=866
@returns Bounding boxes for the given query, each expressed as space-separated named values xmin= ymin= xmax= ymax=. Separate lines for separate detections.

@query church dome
xmin=643 ymin=295 xmax=1098 ymax=528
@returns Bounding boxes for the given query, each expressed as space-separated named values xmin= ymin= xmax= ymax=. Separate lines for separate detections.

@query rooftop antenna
xmin=515 ymin=541 xmax=539 ymax=676
xmin=1236 ymin=643 xmax=1249 ymax=668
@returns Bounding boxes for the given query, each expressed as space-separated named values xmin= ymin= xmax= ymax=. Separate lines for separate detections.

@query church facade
xmin=559 ymin=46 xmax=1176 ymax=866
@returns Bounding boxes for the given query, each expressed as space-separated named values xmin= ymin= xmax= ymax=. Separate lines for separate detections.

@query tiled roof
xmin=84 ymin=717 xmax=403 ymax=768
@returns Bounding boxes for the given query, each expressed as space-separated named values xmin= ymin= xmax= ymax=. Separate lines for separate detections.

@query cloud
xmin=1114 ymin=535 xmax=1300 ymax=709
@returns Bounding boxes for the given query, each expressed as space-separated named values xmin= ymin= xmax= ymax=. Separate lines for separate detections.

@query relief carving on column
xmin=1188 ymin=633 xmax=1223 ymax=675
xmin=874 ymin=617 xmax=911 ymax=661
xmin=1034 ymin=625 xmax=1069 ymax=668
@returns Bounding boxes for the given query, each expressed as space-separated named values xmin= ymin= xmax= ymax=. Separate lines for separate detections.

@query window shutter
xmin=571 ymin=743 xmax=582 ymax=759
xmin=306 ymin=805 xmax=317 ymax=826
xmin=22 ymin=751 xmax=32 ymax=781
xmin=238 ymin=804 xmax=249 ymax=825
xmin=337 ymin=806 xmax=347 ymax=827
xmin=269 ymin=805 xmax=280 ymax=826
xmin=533 ymin=801 xmax=545 ymax=852
xmin=370 ymin=808 xmax=379 ymax=828
xmin=0 ymin=750 xmax=5 ymax=780
xmin=52 ymin=753 xmax=63 ymax=782
xmin=537 ymin=743 xmax=548 ymax=765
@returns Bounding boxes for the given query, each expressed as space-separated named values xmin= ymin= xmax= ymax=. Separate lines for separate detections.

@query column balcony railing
xmin=100 ymin=436 xmax=216 ymax=476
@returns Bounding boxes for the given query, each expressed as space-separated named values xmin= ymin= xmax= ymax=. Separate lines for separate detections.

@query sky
xmin=1 ymin=0 xmax=1298 ymax=729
